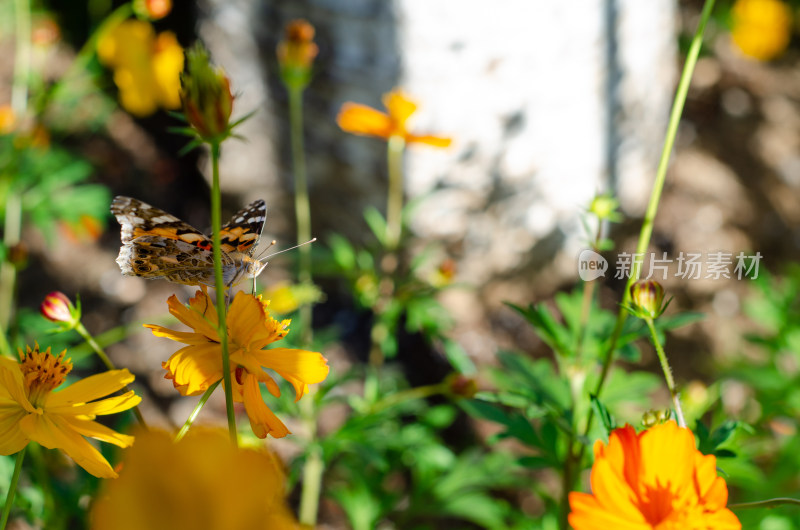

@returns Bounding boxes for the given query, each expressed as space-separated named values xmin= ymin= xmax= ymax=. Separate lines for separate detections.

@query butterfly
xmin=110 ymin=196 xmax=269 ymax=288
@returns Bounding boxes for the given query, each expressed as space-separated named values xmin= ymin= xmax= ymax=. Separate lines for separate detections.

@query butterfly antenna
xmin=261 ymin=238 xmax=317 ymax=260
xmin=255 ymin=240 xmax=277 ymax=260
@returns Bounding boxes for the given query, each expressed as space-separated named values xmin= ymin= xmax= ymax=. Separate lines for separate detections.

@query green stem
xmin=729 ymin=498 xmax=800 ymax=510
xmin=11 ymin=0 xmax=31 ymax=116
xmin=385 ymin=135 xmax=406 ymax=251
xmin=0 ymin=447 xmax=26 ymax=530
xmin=0 ymin=193 xmax=22 ymax=345
xmin=74 ymin=322 xmax=147 ymax=427
xmin=175 ymin=381 xmax=220 ymax=442
xmin=288 ymin=85 xmax=313 ymax=344
xmin=645 ymin=318 xmax=685 ymax=427
xmin=0 ymin=328 xmax=12 ymax=359
xmin=370 ymin=383 xmax=444 ymax=414
xmin=210 ymin=141 xmax=237 ymax=446
xmin=582 ymin=0 xmax=714 ymax=437
xmin=288 ymin=83 xmax=323 ymax=526
xmin=298 ymin=440 xmax=323 ymax=525
xmin=35 ymin=3 xmax=133 ymax=115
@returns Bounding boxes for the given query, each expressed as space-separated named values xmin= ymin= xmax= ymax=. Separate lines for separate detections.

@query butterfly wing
xmin=219 ymin=199 xmax=267 ymax=256
xmin=111 ymin=196 xmax=215 ymax=249
xmin=111 ymin=196 xmax=233 ymax=286
xmin=119 ymin=236 xmax=234 ymax=286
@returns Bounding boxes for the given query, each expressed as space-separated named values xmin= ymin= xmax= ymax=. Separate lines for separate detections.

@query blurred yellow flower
xmin=0 ymin=344 xmax=140 ymax=478
xmin=0 ymin=105 xmax=16 ymax=134
xmin=145 ymin=289 xmax=329 ymax=438
xmin=731 ymin=0 xmax=792 ymax=61
xmin=97 ymin=20 xmax=183 ymax=116
xmin=260 ymin=281 xmax=324 ymax=314
xmin=91 ymin=429 xmax=301 ymax=530
xmin=337 ymin=89 xmax=452 ymax=147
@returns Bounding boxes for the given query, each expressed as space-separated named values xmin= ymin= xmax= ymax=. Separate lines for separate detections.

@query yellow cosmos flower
xmin=568 ymin=421 xmax=741 ymax=529
xmin=731 ymin=0 xmax=792 ymax=61
xmin=91 ymin=429 xmax=300 ymax=530
xmin=97 ymin=20 xmax=184 ymax=116
xmin=337 ymin=89 xmax=452 ymax=147
xmin=0 ymin=344 xmax=140 ymax=478
xmin=145 ymin=289 xmax=329 ymax=438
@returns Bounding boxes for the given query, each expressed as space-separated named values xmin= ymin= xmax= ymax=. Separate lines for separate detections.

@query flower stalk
xmin=645 ymin=318 xmax=686 ymax=427
xmin=579 ymin=0 xmax=715 ymax=448
xmin=280 ymin=24 xmax=323 ymax=523
xmin=0 ymin=447 xmax=26 ymax=530
xmin=75 ymin=322 xmax=148 ymax=427
xmin=210 ymin=141 xmax=237 ymax=445
xmin=385 ymin=135 xmax=406 ymax=252
xmin=175 ymin=380 xmax=220 ymax=442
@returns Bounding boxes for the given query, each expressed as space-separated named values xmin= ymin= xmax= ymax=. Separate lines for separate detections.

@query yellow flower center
xmin=19 ymin=344 xmax=72 ymax=406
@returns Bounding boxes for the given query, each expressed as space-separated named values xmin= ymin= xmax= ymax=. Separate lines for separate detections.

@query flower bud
xmin=133 ymin=0 xmax=172 ymax=20
xmin=628 ymin=280 xmax=668 ymax=320
xmin=589 ymin=193 xmax=622 ymax=222
xmin=180 ymin=43 xmax=234 ymax=143
xmin=277 ymin=19 xmax=318 ymax=91
xmin=641 ymin=408 xmax=671 ymax=428
xmin=445 ymin=374 xmax=478 ymax=399
xmin=40 ymin=292 xmax=81 ymax=329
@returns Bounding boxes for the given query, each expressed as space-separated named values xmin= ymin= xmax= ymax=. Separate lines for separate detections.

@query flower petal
xmin=50 ymin=390 xmax=141 ymax=417
xmin=406 ymin=133 xmax=452 ymax=148
xmin=47 ymin=369 xmax=134 ymax=406
xmin=0 ymin=360 xmax=36 ymax=413
xmin=252 ymin=348 xmax=329 ymax=401
xmin=58 ymin=414 xmax=135 ymax=448
xmin=167 ymin=291 xmax=219 ymax=342
xmin=20 ymin=413 xmax=116 ymax=478
xmin=0 ymin=402 xmax=29 ymax=455
xmin=242 ymin=373 xmax=289 ymax=439
xmin=337 ymin=103 xmax=393 ymax=138
xmin=568 ymin=492 xmax=650 ymax=530
xmin=227 ymin=292 xmax=264 ymax=346
xmin=163 ymin=343 xmax=223 ymax=395
xmin=383 ymin=90 xmax=417 ymax=125
xmin=144 ymin=324 xmax=208 ymax=345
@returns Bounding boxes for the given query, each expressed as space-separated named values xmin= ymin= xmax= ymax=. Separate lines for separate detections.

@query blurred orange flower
xmin=91 ymin=429 xmax=300 ymax=530
xmin=97 ymin=20 xmax=183 ymax=116
xmin=731 ymin=0 xmax=792 ymax=61
xmin=145 ymin=289 xmax=329 ymax=438
xmin=337 ymin=89 xmax=451 ymax=147
xmin=0 ymin=344 xmax=140 ymax=478
xmin=568 ymin=422 xmax=740 ymax=529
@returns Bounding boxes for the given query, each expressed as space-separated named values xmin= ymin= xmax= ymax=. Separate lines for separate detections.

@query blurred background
xmin=3 ymin=0 xmax=800 ymax=527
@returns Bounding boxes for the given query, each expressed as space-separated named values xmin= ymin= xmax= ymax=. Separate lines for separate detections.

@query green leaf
xmin=590 ymin=394 xmax=617 ymax=434
xmin=507 ymin=302 xmax=571 ymax=357
xmin=328 ymin=233 xmax=356 ymax=271
xmin=363 ymin=206 xmax=387 ymax=246
xmin=442 ymin=338 xmax=476 ymax=375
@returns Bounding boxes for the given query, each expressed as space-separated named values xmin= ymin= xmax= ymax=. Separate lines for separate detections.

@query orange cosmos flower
xmin=0 ymin=344 xmax=140 ymax=478
xmin=568 ymin=421 xmax=741 ymax=529
xmin=337 ymin=89 xmax=452 ymax=147
xmin=91 ymin=429 xmax=300 ymax=530
xmin=145 ymin=289 xmax=329 ymax=438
